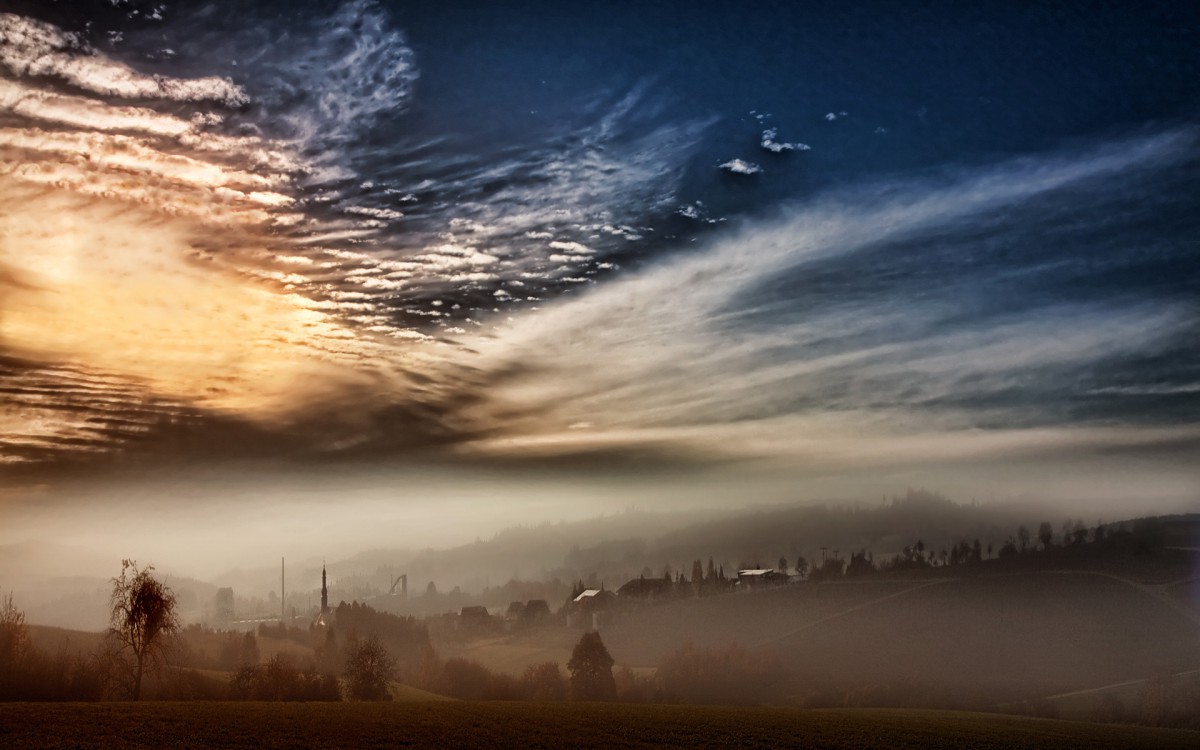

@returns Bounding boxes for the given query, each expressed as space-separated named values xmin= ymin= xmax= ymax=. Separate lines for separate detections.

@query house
xmin=736 ymin=568 xmax=788 ymax=588
xmin=573 ymin=589 xmax=615 ymax=607
xmin=521 ymin=599 xmax=551 ymax=625
xmin=617 ymin=575 xmax=674 ymax=600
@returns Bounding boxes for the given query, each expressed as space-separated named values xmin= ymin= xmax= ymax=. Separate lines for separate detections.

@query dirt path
xmin=746 ymin=578 xmax=955 ymax=650
xmin=1050 ymin=570 xmax=1200 ymax=628
xmin=1042 ymin=667 xmax=1200 ymax=701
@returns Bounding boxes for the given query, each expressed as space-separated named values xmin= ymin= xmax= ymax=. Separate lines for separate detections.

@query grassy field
xmin=438 ymin=626 xmax=580 ymax=676
xmin=1 ymin=702 xmax=1197 ymax=749
xmin=602 ymin=572 xmax=1200 ymax=702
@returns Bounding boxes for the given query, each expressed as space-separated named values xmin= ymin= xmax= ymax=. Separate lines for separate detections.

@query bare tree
xmin=0 ymin=591 xmax=30 ymax=666
xmin=108 ymin=559 xmax=179 ymax=700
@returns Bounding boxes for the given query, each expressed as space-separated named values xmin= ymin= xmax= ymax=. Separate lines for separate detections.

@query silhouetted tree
xmin=567 ymin=631 xmax=616 ymax=701
xmin=846 ymin=550 xmax=875 ymax=577
xmin=1071 ymin=519 xmax=1088 ymax=546
xmin=0 ymin=591 xmax=29 ymax=668
xmin=343 ymin=635 xmax=396 ymax=701
xmin=108 ymin=560 xmax=179 ymax=700
xmin=240 ymin=631 xmax=260 ymax=667
xmin=0 ymin=592 xmax=30 ymax=699
xmin=229 ymin=653 xmax=340 ymax=701
xmin=614 ymin=665 xmax=655 ymax=703
xmin=1037 ymin=522 xmax=1054 ymax=550
xmin=794 ymin=557 xmax=808 ymax=579
xmin=414 ymin=642 xmax=441 ymax=692
xmin=657 ymin=641 xmax=789 ymax=705
xmin=520 ymin=661 xmax=567 ymax=701
xmin=1018 ymin=525 xmax=1031 ymax=552
xmin=439 ymin=657 xmax=494 ymax=700
xmin=316 ymin=628 xmax=340 ymax=675
xmin=778 ymin=556 xmax=788 ymax=573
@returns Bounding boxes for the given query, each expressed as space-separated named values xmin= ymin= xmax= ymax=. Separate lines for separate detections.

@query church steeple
xmin=321 ymin=562 xmax=328 ymax=613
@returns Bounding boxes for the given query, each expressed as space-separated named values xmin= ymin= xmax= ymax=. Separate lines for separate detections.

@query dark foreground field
xmin=1 ymin=702 xmax=1197 ymax=749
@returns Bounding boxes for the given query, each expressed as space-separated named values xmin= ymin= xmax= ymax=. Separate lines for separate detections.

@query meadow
xmin=603 ymin=571 xmax=1199 ymax=704
xmin=1 ymin=701 xmax=1198 ymax=749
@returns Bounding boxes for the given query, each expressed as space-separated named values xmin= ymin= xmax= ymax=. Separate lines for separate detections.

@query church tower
xmin=321 ymin=562 xmax=329 ymax=613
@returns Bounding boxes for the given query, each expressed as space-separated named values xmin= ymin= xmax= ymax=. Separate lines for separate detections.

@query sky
xmin=0 ymin=0 xmax=1198 ymax=568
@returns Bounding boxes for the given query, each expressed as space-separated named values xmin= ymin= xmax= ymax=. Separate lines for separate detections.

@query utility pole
xmin=281 ymin=557 xmax=285 ymax=624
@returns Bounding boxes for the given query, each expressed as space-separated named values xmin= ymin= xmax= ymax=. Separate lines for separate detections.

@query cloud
xmin=0 ymin=13 xmax=247 ymax=106
xmin=760 ymin=128 xmax=809 ymax=153
xmin=719 ymin=158 xmax=761 ymax=175
xmin=440 ymin=128 xmax=1200 ymax=470
xmin=3 ymin=3 xmax=1196 ymax=493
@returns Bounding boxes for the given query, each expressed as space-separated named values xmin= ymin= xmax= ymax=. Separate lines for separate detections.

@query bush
xmin=656 ymin=641 xmax=790 ymax=705
xmin=228 ymin=654 xmax=340 ymax=701
xmin=439 ymin=658 xmax=493 ymax=701
xmin=521 ymin=661 xmax=567 ymax=702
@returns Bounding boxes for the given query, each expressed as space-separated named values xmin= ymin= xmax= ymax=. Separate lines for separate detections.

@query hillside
xmin=602 ymin=568 xmax=1200 ymax=705
xmin=208 ymin=492 xmax=1048 ymax=602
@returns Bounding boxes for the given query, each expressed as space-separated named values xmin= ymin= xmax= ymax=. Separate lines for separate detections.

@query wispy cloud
xmin=442 ymin=129 xmax=1200 ymax=468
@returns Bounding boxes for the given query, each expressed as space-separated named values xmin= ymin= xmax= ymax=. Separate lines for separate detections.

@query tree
xmin=0 ymin=591 xmax=31 ymax=699
xmin=1071 ymin=519 xmax=1088 ymax=546
xmin=520 ymin=661 xmax=567 ymax=701
xmin=1018 ymin=525 xmax=1031 ymax=552
xmin=0 ymin=591 xmax=30 ymax=667
xmin=567 ymin=631 xmax=616 ymax=701
xmin=658 ymin=641 xmax=789 ymax=705
xmin=1037 ymin=522 xmax=1054 ymax=550
xmin=794 ymin=556 xmax=808 ymax=579
xmin=344 ymin=634 xmax=396 ymax=700
xmin=108 ymin=559 xmax=179 ymax=700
